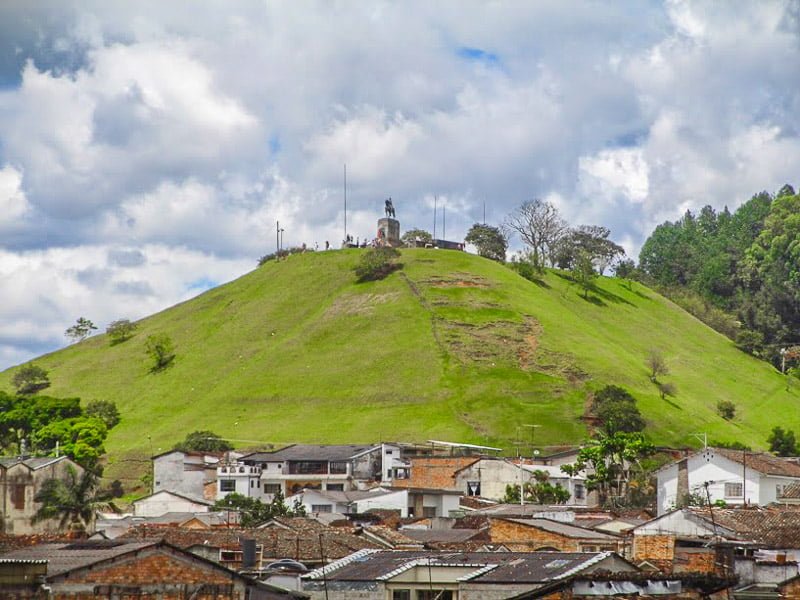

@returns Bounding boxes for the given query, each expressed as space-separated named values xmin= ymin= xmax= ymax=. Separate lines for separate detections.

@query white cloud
xmin=0 ymin=165 xmax=30 ymax=225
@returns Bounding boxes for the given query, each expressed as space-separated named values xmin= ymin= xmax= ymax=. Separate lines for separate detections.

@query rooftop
xmin=242 ymin=444 xmax=380 ymax=463
xmin=0 ymin=540 xmax=158 ymax=576
xmin=0 ymin=456 xmax=70 ymax=470
xmin=495 ymin=518 xmax=621 ymax=540
xmin=391 ymin=456 xmax=479 ymax=490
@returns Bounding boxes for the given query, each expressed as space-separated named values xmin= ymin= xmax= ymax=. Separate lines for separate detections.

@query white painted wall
xmin=133 ymin=491 xmax=210 ymax=517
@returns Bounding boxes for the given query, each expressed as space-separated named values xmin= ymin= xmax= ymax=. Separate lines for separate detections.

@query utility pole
xmin=433 ymin=195 xmax=437 ymax=240
xmin=276 ymin=221 xmax=280 ymax=253
xmin=442 ymin=201 xmax=446 ymax=240
xmin=343 ymin=164 xmax=347 ymax=245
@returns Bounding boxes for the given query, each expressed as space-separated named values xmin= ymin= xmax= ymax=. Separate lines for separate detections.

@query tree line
xmin=637 ymin=184 xmax=800 ymax=368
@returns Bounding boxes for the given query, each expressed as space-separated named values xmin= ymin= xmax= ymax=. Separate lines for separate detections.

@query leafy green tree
xmin=354 ymin=247 xmax=401 ymax=282
xmin=106 ymin=319 xmax=138 ymax=345
xmin=591 ymin=385 xmax=645 ymax=435
xmin=213 ymin=489 xmax=304 ymax=527
xmin=658 ymin=381 xmax=677 ymax=401
xmin=145 ymin=333 xmax=175 ymax=371
xmin=32 ymin=417 xmax=108 ymax=468
xmin=768 ymin=426 xmax=798 ymax=456
xmin=401 ymin=228 xmax=433 ymax=246
xmin=33 ymin=465 xmax=114 ymax=532
xmin=83 ymin=400 xmax=121 ymax=429
xmin=174 ymin=430 xmax=233 ymax=453
xmin=555 ymin=225 xmax=625 ymax=275
xmin=465 ymin=223 xmax=508 ymax=262
xmin=571 ymin=250 xmax=597 ymax=299
xmin=12 ymin=364 xmax=50 ymax=395
xmin=65 ymin=317 xmax=97 ymax=343
xmin=561 ymin=432 xmax=655 ymax=508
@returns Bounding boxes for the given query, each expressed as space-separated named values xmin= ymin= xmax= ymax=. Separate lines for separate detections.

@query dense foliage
xmin=174 ymin=430 xmax=233 ymax=453
xmin=502 ymin=469 xmax=571 ymax=504
xmin=213 ymin=490 xmax=306 ymax=526
xmin=106 ymin=319 xmax=138 ymax=345
xmin=638 ymin=186 xmax=800 ymax=365
xmin=0 ymin=391 xmax=119 ymax=468
xmin=465 ymin=223 xmax=507 ymax=261
xmin=591 ymin=385 xmax=645 ymax=435
xmin=354 ymin=247 xmax=401 ymax=282
xmin=12 ymin=363 xmax=50 ymax=395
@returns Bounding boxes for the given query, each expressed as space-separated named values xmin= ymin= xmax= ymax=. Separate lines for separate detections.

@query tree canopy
xmin=465 ymin=223 xmax=507 ymax=261
xmin=174 ymin=430 xmax=233 ymax=453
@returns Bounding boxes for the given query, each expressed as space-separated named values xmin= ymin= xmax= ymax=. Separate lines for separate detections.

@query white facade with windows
xmin=655 ymin=447 xmax=800 ymax=515
xmin=216 ymin=461 xmax=263 ymax=500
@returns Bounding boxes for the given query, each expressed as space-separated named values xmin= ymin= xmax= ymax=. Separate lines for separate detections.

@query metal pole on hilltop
xmin=344 ymin=164 xmax=347 ymax=245
xmin=276 ymin=221 xmax=280 ymax=253
xmin=433 ymin=195 xmax=437 ymax=240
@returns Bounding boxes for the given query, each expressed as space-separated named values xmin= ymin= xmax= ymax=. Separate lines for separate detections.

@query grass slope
xmin=2 ymin=249 xmax=797 ymax=486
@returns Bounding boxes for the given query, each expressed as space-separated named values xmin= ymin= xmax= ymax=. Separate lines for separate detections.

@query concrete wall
xmin=133 ymin=491 xmax=210 ymax=517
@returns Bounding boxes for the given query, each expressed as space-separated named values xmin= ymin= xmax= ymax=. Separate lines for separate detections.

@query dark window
xmin=11 ymin=484 xmax=25 ymax=510
xmin=263 ymin=483 xmax=282 ymax=494
xmin=392 ymin=590 xmax=410 ymax=600
xmin=220 ymin=480 xmax=236 ymax=492
xmin=327 ymin=484 xmax=344 ymax=491
xmin=574 ymin=483 xmax=585 ymax=500
xmin=289 ymin=461 xmax=327 ymax=475
xmin=466 ymin=481 xmax=481 ymax=496
xmin=423 ymin=506 xmax=437 ymax=518
xmin=329 ymin=461 xmax=348 ymax=474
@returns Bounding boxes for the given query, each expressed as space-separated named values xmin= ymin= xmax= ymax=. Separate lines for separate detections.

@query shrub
xmin=107 ymin=319 xmax=138 ymax=345
xmin=717 ymin=400 xmax=736 ymax=420
xmin=145 ymin=334 xmax=175 ymax=372
xmin=354 ymin=247 xmax=401 ymax=282
xmin=84 ymin=400 xmax=121 ymax=429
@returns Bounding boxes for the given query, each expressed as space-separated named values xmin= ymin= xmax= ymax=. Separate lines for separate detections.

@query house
xmin=0 ymin=456 xmax=84 ymax=534
xmin=0 ymin=539 xmax=307 ymax=599
xmin=287 ymin=487 xmax=409 ymax=517
xmin=631 ymin=506 xmax=800 ymax=584
xmin=487 ymin=517 xmax=626 ymax=554
xmin=509 ymin=571 xmax=736 ymax=600
xmin=132 ymin=489 xmax=213 ymax=517
xmin=228 ymin=444 xmax=385 ymax=501
xmin=301 ymin=549 xmax=637 ymax=600
xmin=152 ymin=449 xmax=225 ymax=500
xmin=656 ymin=447 xmax=800 ymax=515
xmin=96 ymin=510 xmax=238 ymax=538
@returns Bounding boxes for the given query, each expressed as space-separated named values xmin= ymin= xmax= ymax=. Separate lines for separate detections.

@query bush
xmin=84 ymin=400 xmax=121 ymax=429
xmin=174 ymin=430 xmax=233 ymax=453
xmin=12 ymin=364 xmax=51 ymax=395
xmin=717 ymin=400 xmax=736 ymax=420
xmin=354 ymin=247 xmax=401 ymax=282
xmin=145 ymin=334 xmax=175 ymax=372
xmin=258 ymin=246 xmax=313 ymax=266
xmin=107 ymin=319 xmax=138 ymax=345
xmin=591 ymin=385 xmax=645 ymax=434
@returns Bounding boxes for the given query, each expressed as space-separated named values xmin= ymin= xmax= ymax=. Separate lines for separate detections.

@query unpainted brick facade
xmin=489 ymin=519 xmax=623 ymax=553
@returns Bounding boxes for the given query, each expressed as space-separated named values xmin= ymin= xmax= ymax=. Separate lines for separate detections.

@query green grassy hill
xmin=2 ymin=249 xmax=797 ymax=485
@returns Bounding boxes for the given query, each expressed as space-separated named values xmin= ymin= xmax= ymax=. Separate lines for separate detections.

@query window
xmin=311 ymin=504 xmax=332 ymax=513
xmin=220 ymin=479 xmax=236 ymax=492
xmin=220 ymin=550 xmax=242 ymax=562
xmin=289 ymin=461 xmax=326 ymax=474
xmin=574 ymin=483 xmax=585 ymax=500
xmin=263 ymin=483 xmax=282 ymax=494
xmin=250 ymin=480 xmax=255 ymax=488
xmin=391 ymin=590 xmax=410 ymax=600
xmin=11 ymin=484 xmax=25 ymax=510
xmin=466 ymin=481 xmax=481 ymax=496
xmin=725 ymin=482 xmax=743 ymax=498
xmin=423 ymin=506 xmax=437 ymax=518
xmin=387 ymin=469 xmax=392 ymax=479
xmin=327 ymin=484 xmax=344 ymax=491
xmin=329 ymin=461 xmax=348 ymax=475
xmin=386 ymin=450 xmax=393 ymax=455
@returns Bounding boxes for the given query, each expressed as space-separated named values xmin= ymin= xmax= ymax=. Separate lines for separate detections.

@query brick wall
xmin=633 ymin=534 xmax=675 ymax=565
xmin=69 ymin=553 xmax=233 ymax=585
xmin=489 ymin=519 xmax=580 ymax=551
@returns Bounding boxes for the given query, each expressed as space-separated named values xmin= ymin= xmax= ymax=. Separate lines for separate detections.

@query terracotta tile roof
xmin=689 ymin=506 xmax=800 ymax=547
xmin=710 ymin=448 xmax=800 ymax=477
xmin=363 ymin=526 xmax=425 ymax=549
xmin=495 ymin=518 xmax=621 ymax=541
xmin=118 ymin=523 xmax=380 ymax=562
xmin=391 ymin=457 xmax=478 ymax=490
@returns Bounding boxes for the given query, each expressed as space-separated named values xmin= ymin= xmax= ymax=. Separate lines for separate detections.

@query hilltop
xmin=2 ymin=249 xmax=798 ymax=486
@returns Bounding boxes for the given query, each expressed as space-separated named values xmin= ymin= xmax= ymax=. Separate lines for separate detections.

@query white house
xmin=216 ymin=459 xmax=263 ymax=500
xmin=287 ymin=487 xmax=409 ymax=517
xmin=132 ymin=490 xmax=213 ymax=517
xmin=655 ymin=447 xmax=800 ymax=515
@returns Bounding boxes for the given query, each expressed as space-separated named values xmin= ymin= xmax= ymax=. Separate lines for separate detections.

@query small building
xmin=301 ymin=549 xmax=637 ymax=600
xmin=0 ymin=539 xmax=307 ymax=599
xmin=133 ymin=489 xmax=213 ymax=517
xmin=488 ymin=517 xmax=626 ymax=554
xmin=152 ymin=449 xmax=224 ymax=500
xmin=656 ymin=447 xmax=800 ymax=515
xmin=287 ymin=487 xmax=409 ymax=517
xmin=0 ymin=456 xmax=84 ymax=534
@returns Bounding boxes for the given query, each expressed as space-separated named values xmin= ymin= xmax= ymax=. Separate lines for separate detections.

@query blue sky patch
xmin=457 ymin=46 xmax=500 ymax=66
xmin=188 ymin=277 xmax=219 ymax=292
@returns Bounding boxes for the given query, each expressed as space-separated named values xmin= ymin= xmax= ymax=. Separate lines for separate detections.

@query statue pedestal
xmin=377 ymin=217 xmax=401 ymax=247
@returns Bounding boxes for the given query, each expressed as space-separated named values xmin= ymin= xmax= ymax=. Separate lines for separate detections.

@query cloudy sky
xmin=0 ymin=0 xmax=798 ymax=370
